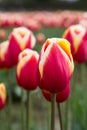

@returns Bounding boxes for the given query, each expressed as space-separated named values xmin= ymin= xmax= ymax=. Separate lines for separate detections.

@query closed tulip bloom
xmin=16 ymin=49 xmax=39 ymax=90
xmin=42 ymin=82 xmax=70 ymax=103
xmin=63 ymin=24 xmax=87 ymax=63
xmin=0 ymin=41 xmax=12 ymax=68
xmin=0 ymin=83 xmax=6 ymax=110
xmin=8 ymin=27 xmax=36 ymax=67
xmin=38 ymin=38 xmax=74 ymax=93
xmin=36 ymin=33 xmax=46 ymax=44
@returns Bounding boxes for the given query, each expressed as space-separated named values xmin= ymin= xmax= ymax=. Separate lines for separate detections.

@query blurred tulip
xmin=36 ymin=33 xmax=46 ymax=44
xmin=0 ymin=29 xmax=6 ymax=40
xmin=8 ymin=27 xmax=36 ymax=67
xmin=63 ymin=24 xmax=87 ymax=63
xmin=0 ymin=41 xmax=12 ymax=68
xmin=16 ymin=49 xmax=39 ymax=90
xmin=42 ymin=82 xmax=70 ymax=103
xmin=37 ymin=38 xmax=74 ymax=93
xmin=0 ymin=83 xmax=6 ymax=110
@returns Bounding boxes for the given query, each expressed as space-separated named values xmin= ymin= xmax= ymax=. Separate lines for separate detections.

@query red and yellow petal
xmin=0 ymin=41 xmax=11 ymax=68
xmin=0 ymin=83 xmax=6 ymax=110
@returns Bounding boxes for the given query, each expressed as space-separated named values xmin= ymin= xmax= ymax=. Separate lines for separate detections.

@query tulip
xmin=0 ymin=41 xmax=12 ymax=69
xmin=0 ymin=29 xmax=6 ymax=40
xmin=8 ymin=27 xmax=36 ymax=67
xmin=16 ymin=49 xmax=39 ymax=130
xmin=16 ymin=49 xmax=39 ymax=90
xmin=36 ymin=33 xmax=46 ymax=44
xmin=63 ymin=24 xmax=87 ymax=63
xmin=42 ymin=82 xmax=70 ymax=103
xmin=0 ymin=83 xmax=6 ymax=110
xmin=38 ymin=38 xmax=74 ymax=93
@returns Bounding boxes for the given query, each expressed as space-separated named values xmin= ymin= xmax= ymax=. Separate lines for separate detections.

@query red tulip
xmin=0 ymin=83 xmax=6 ymax=110
xmin=16 ymin=49 xmax=39 ymax=90
xmin=63 ymin=24 xmax=87 ymax=63
xmin=8 ymin=27 xmax=36 ymax=67
xmin=37 ymin=38 xmax=74 ymax=93
xmin=0 ymin=41 xmax=12 ymax=69
xmin=42 ymin=82 xmax=70 ymax=103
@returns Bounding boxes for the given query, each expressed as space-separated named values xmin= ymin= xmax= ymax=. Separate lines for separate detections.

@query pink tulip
xmin=0 ymin=29 xmax=6 ymax=40
xmin=16 ymin=49 xmax=39 ymax=90
xmin=37 ymin=38 xmax=74 ymax=93
xmin=63 ymin=24 xmax=87 ymax=63
xmin=8 ymin=27 xmax=36 ymax=67
xmin=36 ymin=33 xmax=46 ymax=44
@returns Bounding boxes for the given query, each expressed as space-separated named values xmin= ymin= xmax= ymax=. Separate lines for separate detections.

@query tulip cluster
xmin=0 ymin=83 xmax=6 ymax=110
xmin=0 ymin=11 xmax=84 ymax=29
xmin=0 ymin=27 xmax=36 ymax=69
xmin=63 ymin=24 xmax=87 ymax=64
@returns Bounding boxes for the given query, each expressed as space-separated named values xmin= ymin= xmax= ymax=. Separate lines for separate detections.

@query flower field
xmin=0 ymin=10 xmax=87 ymax=130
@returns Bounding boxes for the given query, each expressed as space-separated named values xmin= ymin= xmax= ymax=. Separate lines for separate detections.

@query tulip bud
xmin=16 ymin=49 xmax=39 ymax=90
xmin=38 ymin=38 xmax=74 ymax=93
xmin=42 ymin=82 xmax=70 ymax=103
xmin=63 ymin=24 xmax=87 ymax=63
xmin=0 ymin=83 xmax=6 ymax=110
xmin=0 ymin=29 xmax=6 ymax=40
xmin=8 ymin=27 xmax=36 ymax=67
xmin=0 ymin=41 xmax=12 ymax=69
xmin=36 ymin=33 xmax=46 ymax=44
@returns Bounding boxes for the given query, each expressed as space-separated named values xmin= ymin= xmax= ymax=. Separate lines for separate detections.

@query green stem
xmin=7 ymin=70 xmax=12 ymax=130
xmin=26 ymin=91 xmax=30 ymax=130
xmin=51 ymin=94 xmax=56 ymax=130
xmin=64 ymin=101 xmax=69 ymax=130
xmin=57 ymin=103 xmax=63 ymax=130
xmin=21 ymin=89 xmax=25 ymax=130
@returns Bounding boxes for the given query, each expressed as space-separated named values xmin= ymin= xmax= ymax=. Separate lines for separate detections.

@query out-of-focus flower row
xmin=0 ymin=10 xmax=87 ymax=30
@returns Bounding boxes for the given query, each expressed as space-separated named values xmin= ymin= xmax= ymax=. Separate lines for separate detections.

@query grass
xmin=0 ymin=26 xmax=87 ymax=130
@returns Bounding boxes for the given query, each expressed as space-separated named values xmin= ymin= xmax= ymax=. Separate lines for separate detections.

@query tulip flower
xmin=16 ymin=49 xmax=39 ymax=130
xmin=8 ymin=27 xmax=36 ymax=67
xmin=0 ymin=41 xmax=12 ymax=69
xmin=0 ymin=29 xmax=6 ymax=40
xmin=63 ymin=24 xmax=87 ymax=63
xmin=36 ymin=33 xmax=46 ymax=44
xmin=16 ymin=49 xmax=39 ymax=90
xmin=38 ymin=38 xmax=74 ymax=93
xmin=42 ymin=82 xmax=70 ymax=103
xmin=0 ymin=83 xmax=6 ymax=110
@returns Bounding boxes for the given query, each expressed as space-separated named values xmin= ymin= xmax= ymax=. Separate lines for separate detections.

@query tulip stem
xmin=21 ymin=89 xmax=25 ymax=130
xmin=51 ymin=94 xmax=56 ymax=130
xmin=64 ymin=101 xmax=69 ymax=130
xmin=57 ymin=103 xmax=63 ymax=130
xmin=26 ymin=91 xmax=30 ymax=130
xmin=7 ymin=70 xmax=12 ymax=130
